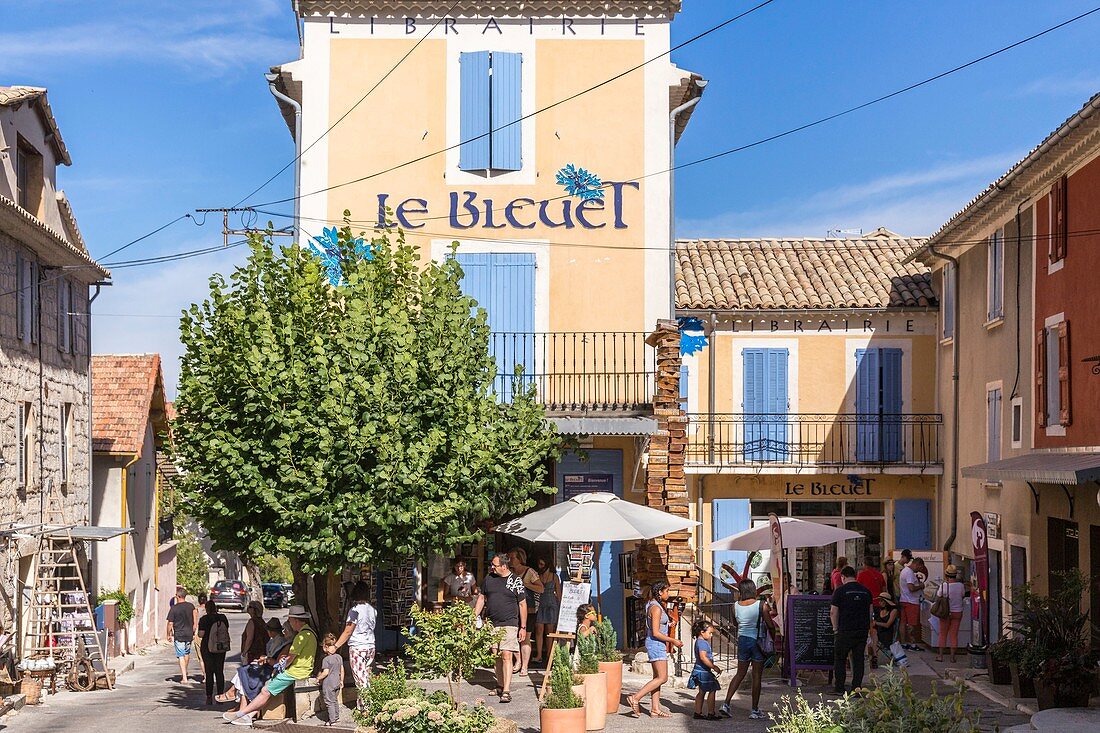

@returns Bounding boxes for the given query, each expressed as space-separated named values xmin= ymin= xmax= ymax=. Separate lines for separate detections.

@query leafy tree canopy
xmin=172 ymin=220 xmax=559 ymax=574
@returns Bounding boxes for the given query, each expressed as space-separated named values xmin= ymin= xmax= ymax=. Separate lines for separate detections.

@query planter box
xmin=1009 ymin=662 xmax=1036 ymax=699
xmin=1036 ymin=676 xmax=1093 ymax=711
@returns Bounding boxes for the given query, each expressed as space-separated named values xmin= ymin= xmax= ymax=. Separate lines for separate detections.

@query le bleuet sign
xmin=372 ymin=182 xmax=638 ymax=231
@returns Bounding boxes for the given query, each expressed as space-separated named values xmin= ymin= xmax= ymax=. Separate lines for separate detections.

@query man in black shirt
xmin=830 ymin=565 xmax=872 ymax=693
xmin=165 ymin=586 xmax=198 ymax=684
xmin=474 ymin=552 xmax=527 ymax=703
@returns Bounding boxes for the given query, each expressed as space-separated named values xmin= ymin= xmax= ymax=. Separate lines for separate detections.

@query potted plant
xmin=1005 ymin=571 xmax=1099 ymax=709
xmin=987 ymin=637 xmax=1013 ymax=686
xmin=405 ymin=602 xmax=500 ymax=706
xmin=576 ymin=633 xmax=607 ymax=730
xmin=594 ymin=620 xmax=623 ymax=714
xmin=541 ymin=643 xmax=585 ymax=733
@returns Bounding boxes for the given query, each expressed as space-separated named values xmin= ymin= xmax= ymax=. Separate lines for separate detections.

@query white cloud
xmin=91 ymin=244 xmax=251 ymax=397
xmin=1012 ymin=74 xmax=1100 ymax=99
xmin=677 ymin=152 xmax=1023 ymax=239
xmin=0 ymin=1 xmax=297 ymax=76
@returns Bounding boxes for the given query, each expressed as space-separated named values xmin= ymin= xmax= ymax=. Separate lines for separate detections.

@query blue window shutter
xmin=679 ymin=365 xmax=689 ymax=412
xmin=459 ymin=52 xmax=491 ymax=171
xmin=855 ymin=348 xmax=880 ymax=461
xmin=743 ymin=349 xmax=765 ymax=461
xmin=894 ymin=499 xmax=931 ymax=550
xmin=765 ymin=349 xmax=789 ymax=461
xmin=489 ymin=52 xmax=522 ymax=171
xmin=712 ymin=499 xmax=751 ymax=587
xmin=454 ymin=253 xmax=493 ymax=314
xmin=881 ymin=348 xmax=903 ymax=461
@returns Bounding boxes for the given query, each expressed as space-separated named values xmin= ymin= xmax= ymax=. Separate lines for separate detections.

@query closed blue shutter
xmin=855 ymin=348 xmax=880 ymax=461
xmin=489 ymin=52 xmax=522 ymax=171
xmin=712 ymin=499 xmax=751 ymax=590
xmin=743 ymin=349 xmax=765 ymax=461
xmin=881 ymin=348 xmax=903 ymax=461
xmin=459 ymin=52 xmax=491 ymax=171
xmin=679 ymin=365 xmax=689 ymax=412
xmin=454 ymin=252 xmax=535 ymax=398
xmin=894 ymin=499 xmax=931 ymax=550
xmin=765 ymin=349 xmax=789 ymax=461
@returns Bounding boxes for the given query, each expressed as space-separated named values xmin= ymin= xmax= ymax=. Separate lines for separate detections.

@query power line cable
xmin=256 ymin=4 xmax=1100 ymax=219
xmin=231 ymin=0 xmax=464 ymax=208
xmin=252 ymin=0 xmax=779 ymax=207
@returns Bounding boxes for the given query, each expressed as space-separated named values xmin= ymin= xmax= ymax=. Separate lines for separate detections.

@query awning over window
xmin=0 ymin=524 xmax=133 ymax=541
xmin=962 ymin=452 xmax=1100 ymax=485
xmin=549 ymin=416 xmax=658 ymax=436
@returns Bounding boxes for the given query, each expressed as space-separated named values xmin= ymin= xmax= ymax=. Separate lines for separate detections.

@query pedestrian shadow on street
xmin=158 ymin=681 xmax=216 ymax=712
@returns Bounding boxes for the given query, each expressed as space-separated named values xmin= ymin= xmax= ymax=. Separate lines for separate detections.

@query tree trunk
xmin=290 ymin=560 xmax=341 ymax=638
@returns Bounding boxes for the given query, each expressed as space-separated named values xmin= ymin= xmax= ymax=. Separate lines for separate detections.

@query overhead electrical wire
xmin=254 ymin=4 xmax=1100 ymax=217
xmin=252 ymin=0 xmax=780 ymax=207
xmin=231 ymin=0 xmax=465 ymax=207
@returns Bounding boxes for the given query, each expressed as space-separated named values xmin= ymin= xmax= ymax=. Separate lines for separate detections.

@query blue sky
xmin=3 ymin=0 xmax=1099 ymax=393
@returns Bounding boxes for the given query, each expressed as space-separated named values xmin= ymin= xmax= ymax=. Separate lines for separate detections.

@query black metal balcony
xmin=490 ymin=332 xmax=654 ymax=413
xmin=685 ymin=413 xmax=942 ymax=468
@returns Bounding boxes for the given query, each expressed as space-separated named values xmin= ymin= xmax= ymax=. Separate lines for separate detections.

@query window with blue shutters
xmin=459 ymin=51 xmax=522 ymax=172
xmin=454 ymin=252 xmax=535 ymax=398
xmin=679 ymin=365 xmax=689 ymax=412
xmin=855 ymin=348 xmax=903 ymax=462
xmin=743 ymin=348 xmax=788 ymax=462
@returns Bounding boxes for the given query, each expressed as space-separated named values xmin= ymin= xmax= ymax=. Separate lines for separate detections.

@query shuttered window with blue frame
xmin=855 ymin=348 xmax=903 ymax=462
xmin=459 ymin=51 xmax=522 ymax=172
xmin=743 ymin=348 xmax=789 ymax=462
xmin=454 ymin=252 xmax=535 ymax=398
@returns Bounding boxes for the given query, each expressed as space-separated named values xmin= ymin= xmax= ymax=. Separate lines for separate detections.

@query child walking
xmin=318 ymin=633 xmax=344 ymax=726
xmin=689 ymin=619 xmax=722 ymax=720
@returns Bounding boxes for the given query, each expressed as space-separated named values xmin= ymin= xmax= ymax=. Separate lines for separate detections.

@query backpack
xmin=211 ymin=618 xmax=232 ymax=653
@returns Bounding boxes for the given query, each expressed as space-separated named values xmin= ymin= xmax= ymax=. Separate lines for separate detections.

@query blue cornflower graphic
xmin=556 ymin=164 xmax=605 ymax=201
xmin=678 ymin=317 xmax=708 ymax=357
xmin=308 ymin=227 xmax=373 ymax=286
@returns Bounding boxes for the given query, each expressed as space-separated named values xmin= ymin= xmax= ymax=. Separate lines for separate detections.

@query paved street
xmin=2 ymin=614 xmax=1030 ymax=733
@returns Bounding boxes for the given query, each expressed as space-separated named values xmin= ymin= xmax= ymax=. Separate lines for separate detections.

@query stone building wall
xmin=0 ymin=227 xmax=93 ymax=630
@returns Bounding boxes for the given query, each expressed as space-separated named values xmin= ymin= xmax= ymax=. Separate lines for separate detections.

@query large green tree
xmin=172 ymin=222 xmax=559 ymax=625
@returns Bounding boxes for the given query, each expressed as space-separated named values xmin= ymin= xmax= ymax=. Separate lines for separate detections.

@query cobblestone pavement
xmin=2 ymin=635 xmax=1031 ymax=733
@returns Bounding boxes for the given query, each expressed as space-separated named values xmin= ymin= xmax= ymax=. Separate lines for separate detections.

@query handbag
xmin=888 ymin=640 xmax=910 ymax=668
xmin=754 ymin=600 xmax=778 ymax=668
xmin=930 ymin=582 xmax=951 ymax=619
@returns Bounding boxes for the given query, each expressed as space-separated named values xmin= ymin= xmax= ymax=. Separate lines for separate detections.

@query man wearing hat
xmin=224 ymin=606 xmax=317 ymax=727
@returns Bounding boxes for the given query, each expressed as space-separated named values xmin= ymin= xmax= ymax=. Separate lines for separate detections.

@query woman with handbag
xmin=934 ymin=565 xmax=966 ymax=663
xmin=873 ymin=592 xmax=901 ymax=665
xmin=718 ymin=580 xmax=776 ymax=721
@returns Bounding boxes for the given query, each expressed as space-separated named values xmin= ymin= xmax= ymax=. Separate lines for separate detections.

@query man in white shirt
xmin=898 ymin=554 xmax=926 ymax=650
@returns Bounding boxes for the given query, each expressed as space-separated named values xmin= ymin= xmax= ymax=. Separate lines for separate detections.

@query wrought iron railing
xmin=490 ymin=332 xmax=654 ymax=412
xmin=685 ymin=413 xmax=942 ymax=467
xmin=687 ymin=567 xmax=741 ymax=665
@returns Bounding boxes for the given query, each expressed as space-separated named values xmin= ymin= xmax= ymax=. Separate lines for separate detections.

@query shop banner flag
xmin=970 ymin=511 xmax=989 ymax=645
xmin=768 ymin=512 xmax=785 ymax=627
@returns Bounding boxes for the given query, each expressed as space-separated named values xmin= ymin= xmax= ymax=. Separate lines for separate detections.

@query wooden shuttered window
xmin=1036 ymin=328 xmax=1046 ymax=429
xmin=1057 ymin=321 xmax=1071 ymax=426
xmin=1050 ymin=174 xmax=1068 ymax=262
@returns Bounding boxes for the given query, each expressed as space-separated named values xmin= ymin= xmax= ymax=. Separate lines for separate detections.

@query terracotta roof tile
xmin=0 ymin=85 xmax=71 ymax=165
xmin=92 ymin=354 xmax=168 ymax=455
xmin=675 ymin=235 xmax=936 ymax=311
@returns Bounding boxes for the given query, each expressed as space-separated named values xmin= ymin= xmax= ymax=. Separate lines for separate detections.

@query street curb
xmin=940 ymin=668 xmax=1037 ymax=717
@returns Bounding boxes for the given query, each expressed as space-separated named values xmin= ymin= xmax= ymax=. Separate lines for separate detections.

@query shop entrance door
xmin=792 ymin=518 xmax=843 ymax=594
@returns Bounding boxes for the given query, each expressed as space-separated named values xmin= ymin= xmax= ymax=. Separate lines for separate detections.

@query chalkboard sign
xmin=785 ymin=595 xmax=833 ymax=686
xmin=557 ymin=581 xmax=591 ymax=634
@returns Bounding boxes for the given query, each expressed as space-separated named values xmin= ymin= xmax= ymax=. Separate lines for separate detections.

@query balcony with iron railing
xmin=685 ymin=413 xmax=943 ymax=470
xmin=489 ymin=332 xmax=655 ymax=414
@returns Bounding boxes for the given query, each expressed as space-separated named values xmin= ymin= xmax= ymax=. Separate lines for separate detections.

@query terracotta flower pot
xmin=541 ymin=706 xmax=586 ymax=733
xmin=580 ymin=672 xmax=607 ymax=731
xmin=598 ymin=661 xmax=622 ymax=714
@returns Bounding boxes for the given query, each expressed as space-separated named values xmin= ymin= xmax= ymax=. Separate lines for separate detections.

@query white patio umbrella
xmin=494 ymin=492 xmax=699 ymax=616
xmin=709 ymin=516 xmax=862 ymax=551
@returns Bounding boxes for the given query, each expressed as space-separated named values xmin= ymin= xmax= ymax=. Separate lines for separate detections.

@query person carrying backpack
xmin=197 ymin=599 xmax=232 ymax=705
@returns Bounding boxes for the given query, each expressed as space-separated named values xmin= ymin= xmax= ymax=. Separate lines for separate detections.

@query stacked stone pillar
xmin=637 ymin=319 xmax=696 ymax=602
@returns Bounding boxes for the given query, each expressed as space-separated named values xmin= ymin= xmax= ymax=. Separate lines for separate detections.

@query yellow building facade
xmin=675 ymin=233 xmax=941 ymax=594
xmin=271 ymin=0 xmax=700 ymax=642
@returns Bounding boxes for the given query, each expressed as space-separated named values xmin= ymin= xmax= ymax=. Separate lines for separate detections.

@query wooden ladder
xmin=21 ymin=486 xmax=112 ymax=690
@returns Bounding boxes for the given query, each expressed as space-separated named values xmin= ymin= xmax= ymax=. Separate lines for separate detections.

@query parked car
xmin=210 ymin=579 xmax=250 ymax=612
xmin=262 ymin=583 xmax=289 ymax=608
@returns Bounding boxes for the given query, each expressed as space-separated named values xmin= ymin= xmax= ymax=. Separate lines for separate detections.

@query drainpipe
xmin=120 ymin=452 xmax=140 ymax=594
xmin=707 ymin=312 xmax=717 ymax=464
xmin=87 ymin=282 xmax=107 ymax=590
xmin=668 ymin=80 xmax=707 ymax=318
xmin=928 ymin=246 xmax=960 ymax=552
xmin=266 ymin=73 xmax=302 ymax=240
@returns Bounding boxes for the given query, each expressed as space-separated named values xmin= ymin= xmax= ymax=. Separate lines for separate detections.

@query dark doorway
xmin=1091 ymin=526 xmax=1100 ymax=648
xmin=1047 ymin=517 xmax=1080 ymax=599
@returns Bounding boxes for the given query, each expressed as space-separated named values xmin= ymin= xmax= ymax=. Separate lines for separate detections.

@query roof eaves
xmin=0 ymin=86 xmax=71 ymax=165
xmin=0 ymin=194 xmax=110 ymax=280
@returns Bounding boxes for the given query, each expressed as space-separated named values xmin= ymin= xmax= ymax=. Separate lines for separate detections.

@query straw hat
xmin=878 ymin=591 xmax=896 ymax=604
xmin=945 ymin=564 xmax=959 ymax=578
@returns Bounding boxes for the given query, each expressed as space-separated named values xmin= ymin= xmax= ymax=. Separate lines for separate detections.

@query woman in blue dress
xmin=626 ymin=581 xmax=682 ymax=718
